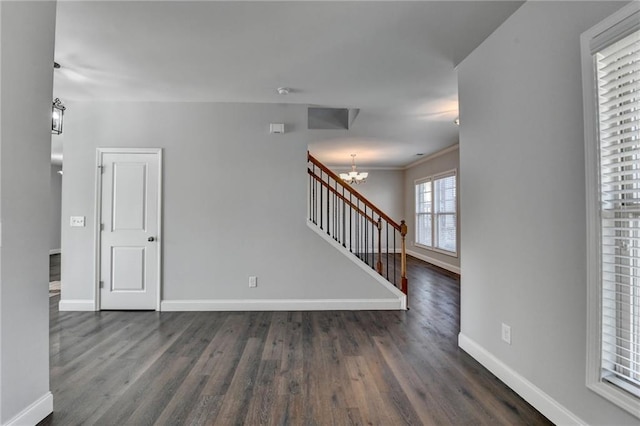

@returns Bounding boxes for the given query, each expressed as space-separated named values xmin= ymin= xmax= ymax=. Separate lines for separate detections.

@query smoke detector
xmin=276 ymin=87 xmax=290 ymax=95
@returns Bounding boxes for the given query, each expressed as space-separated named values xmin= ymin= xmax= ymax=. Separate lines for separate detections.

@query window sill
xmin=414 ymin=243 xmax=458 ymax=258
xmin=587 ymin=380 xmax=640 ymax=419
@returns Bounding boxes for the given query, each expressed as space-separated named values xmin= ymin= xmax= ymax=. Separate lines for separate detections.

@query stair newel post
xmin=400 ymin=220 xmax=408 ymax=297
xmin=376 ymin=217 xmax=383 ymax=274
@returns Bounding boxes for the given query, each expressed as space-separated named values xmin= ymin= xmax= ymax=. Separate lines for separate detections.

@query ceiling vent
xmin=308 ymin=107 xmax=360 ymax=130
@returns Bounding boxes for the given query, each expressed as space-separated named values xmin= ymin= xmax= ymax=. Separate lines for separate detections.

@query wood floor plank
xmin=344 ymin=355 xmax=398 ymax=425
xmin=214 ymin=337 xmax=265 ymax=425
xmin=243 ymin=359 xmax=280 ymax=425
xmin=261 ymin=311 xmax=287 ymax=361
xmin=272 ymin=312 xmax=304 ymax=425
xmin=104 ymin=355 xmax=194 ymax=426
xmin=154 ymin=372 xmax=209 ymax=426
xmin=374 ymin=334 xmax=461 ymax=424
xmin=299 ymin=312 xmax=327 ymax=426
xmin=181 ymin=314 xmax=256 ymax=424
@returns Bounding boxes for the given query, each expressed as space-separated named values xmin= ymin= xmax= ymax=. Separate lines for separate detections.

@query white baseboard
xmin=59 ymin=298 xmax=403 ymax=312
xmin=458 ymin=333 xmax=586 ymax=425
xmin=161 ymin=298 xmax=404 ymax=311
xmin=59 ymin=299 xmax=95 ymax=311
xmin=49 ymin=248 xmax=61 ymax=255
xmin=406 ymin=249 xmax=461 ymax=274
xmin=5 ymin=391 xmax=53 ymax=426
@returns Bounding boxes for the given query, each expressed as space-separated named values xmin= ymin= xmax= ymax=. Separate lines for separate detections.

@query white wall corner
xmin=4 ymin=392 xmax=53 ymax=426
xmin=458 ymin=333 xmax=587 ymax=426
xmin=406 ymin=249 xmax=461 ymax=275
xmin=58 ymin=299 xmax=96 ymax=312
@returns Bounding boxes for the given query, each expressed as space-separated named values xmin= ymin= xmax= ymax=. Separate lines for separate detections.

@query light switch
xmin=70 ymin=216 xmax=85 ymax=227
xmin=249 ymin=276 xmax=258 ymax=288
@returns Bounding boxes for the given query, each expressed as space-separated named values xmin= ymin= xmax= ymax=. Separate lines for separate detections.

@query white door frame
xmin=93 ymin=148 xmax=163 ymax=311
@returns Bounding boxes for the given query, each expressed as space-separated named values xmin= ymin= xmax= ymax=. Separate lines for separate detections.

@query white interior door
xmin=98 ymin=149 xmax=161 ymax=310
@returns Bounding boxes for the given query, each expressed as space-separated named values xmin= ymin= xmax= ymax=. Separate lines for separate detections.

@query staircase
xmin=307 ymin=152 xmax=408 ymax=299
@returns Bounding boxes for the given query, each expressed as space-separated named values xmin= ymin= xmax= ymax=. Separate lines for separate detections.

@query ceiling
xmin=53 ymin=1 xmax=524 ymax=167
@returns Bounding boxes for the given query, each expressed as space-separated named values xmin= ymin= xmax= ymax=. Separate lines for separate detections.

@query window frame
xmin=415 ymin=176 xmax=433 ymax=249
xmin=414 ymin=169 xmax=458 ymax=257
xmin=581 ymin=1 xmax=640 ymax=418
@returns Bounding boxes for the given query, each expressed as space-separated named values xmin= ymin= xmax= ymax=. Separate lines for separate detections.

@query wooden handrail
xmin=308 ymin=153 xmax=401 ymax=230
xmin=308 ymin=170 xmax=378 ymax=225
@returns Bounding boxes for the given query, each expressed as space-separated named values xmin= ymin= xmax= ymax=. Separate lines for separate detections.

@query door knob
xmin=148 ymin=237 xmax=155 ymax=242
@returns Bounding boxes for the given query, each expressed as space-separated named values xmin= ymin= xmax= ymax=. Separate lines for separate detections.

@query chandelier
xmin=340 ymin=154 xmax=368 ymax=184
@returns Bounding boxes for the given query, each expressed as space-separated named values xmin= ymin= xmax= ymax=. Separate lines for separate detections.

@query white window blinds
xmin=434 ymin=174 xmax=457 ymax=253
xmin=415 ymin=179 xmax=432 ymax=247
xmin=414 ymin=172 xmax=457 ymax=255
xmin=596 ymin=28 xmax=640 ymax=396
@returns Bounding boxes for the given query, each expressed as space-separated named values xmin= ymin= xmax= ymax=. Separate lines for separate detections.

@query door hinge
xmin=99 ymin=281 xmax=104 ymax=289
xmin=98 ymin=165 xmax=104 ymax=174
xmin=100 ymin=223 xmax=104 ymax=231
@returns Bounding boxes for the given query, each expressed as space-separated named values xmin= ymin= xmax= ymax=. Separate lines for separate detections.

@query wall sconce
xmin=52 ymin=98 xmax=65 ymax=135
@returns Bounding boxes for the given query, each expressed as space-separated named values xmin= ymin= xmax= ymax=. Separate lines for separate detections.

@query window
xmin=415 ymin=171 xmax=457 ymax=255
xmin=582 ymin=2 xmax=640 ymax=417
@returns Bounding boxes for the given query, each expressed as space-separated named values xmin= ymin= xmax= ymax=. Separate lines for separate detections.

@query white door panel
xmin=111 ymin=247 xmax=146 ymax=291
xmin=112 ymin=163 xmax=147 ymax=231
xmin=99 ymin=150 xmax=161 ymax=310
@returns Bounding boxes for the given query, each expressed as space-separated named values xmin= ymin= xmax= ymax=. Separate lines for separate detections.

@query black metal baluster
xmin=365 ymin=206 xmax=369 ymax=267
xmin=349 ymin=192 xmax=353 ymax=252
xmin=371 ymin=214 xmax=374 ymax=269
xmin=356 ymin=199 xmax=360 ymax=259
xmin=308 ymin=168 xmax=312 ymax=222
xmin=362 ymin=205 xmax=366 ymax=262
xmin=319 ymin=170 xmax=323 ymax=230
xmin=386 ymin=222 xmax=390 ymax=281
xmin=333 ymin=181 xmax=338 ymax=241
xmin=342 ymin=186 xmax=346 ymax=247
xmin=394 ymin=230 xmax=397 ymax=287
xmin=326 ymin=174 xmax=330 ymax=235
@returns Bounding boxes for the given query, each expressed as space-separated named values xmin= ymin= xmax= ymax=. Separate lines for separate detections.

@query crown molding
xmin=403 ymin=144 xmax=459 ymax=170
xmin=327 ymin=165 xmax=404 ymax=171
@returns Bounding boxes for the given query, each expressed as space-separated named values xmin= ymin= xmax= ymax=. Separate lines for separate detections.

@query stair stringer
xmin=307 ymin=220 xmax=407 ymax=310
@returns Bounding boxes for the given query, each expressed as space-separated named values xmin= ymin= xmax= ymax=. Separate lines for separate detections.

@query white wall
xmin=60 ymin=102 xmax=402 ymax=309
xmin=458 ymin=1 xmax=636 ymax=424
xmin=0 ymin=1 xmax=55 ymax=424
xmin=328 ymin=168 xmax=404 ymax=223
xmin=404 ymin=146 xmax=460 ymax=273
xmin=50 ymin=164 xmax=62 ymax=252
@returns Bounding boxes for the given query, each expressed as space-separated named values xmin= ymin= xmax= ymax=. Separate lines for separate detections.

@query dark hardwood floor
xmin=41 ymin=256 xmax=551 ymax=425
xmin=50 ymin=253 xmax=61 ymax=282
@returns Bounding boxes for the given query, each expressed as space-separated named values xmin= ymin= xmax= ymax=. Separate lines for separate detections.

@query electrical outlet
xmin=502 ymin=323 xmax=512 ymax=345
xmin=249 ymin=276 xmax=257 ymax=288
xmin=70 ymin=216 xmax=85 ymax=227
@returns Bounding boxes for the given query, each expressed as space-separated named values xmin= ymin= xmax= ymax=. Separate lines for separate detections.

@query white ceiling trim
xmin=403 ymin=143 xmax=459 ymax=170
